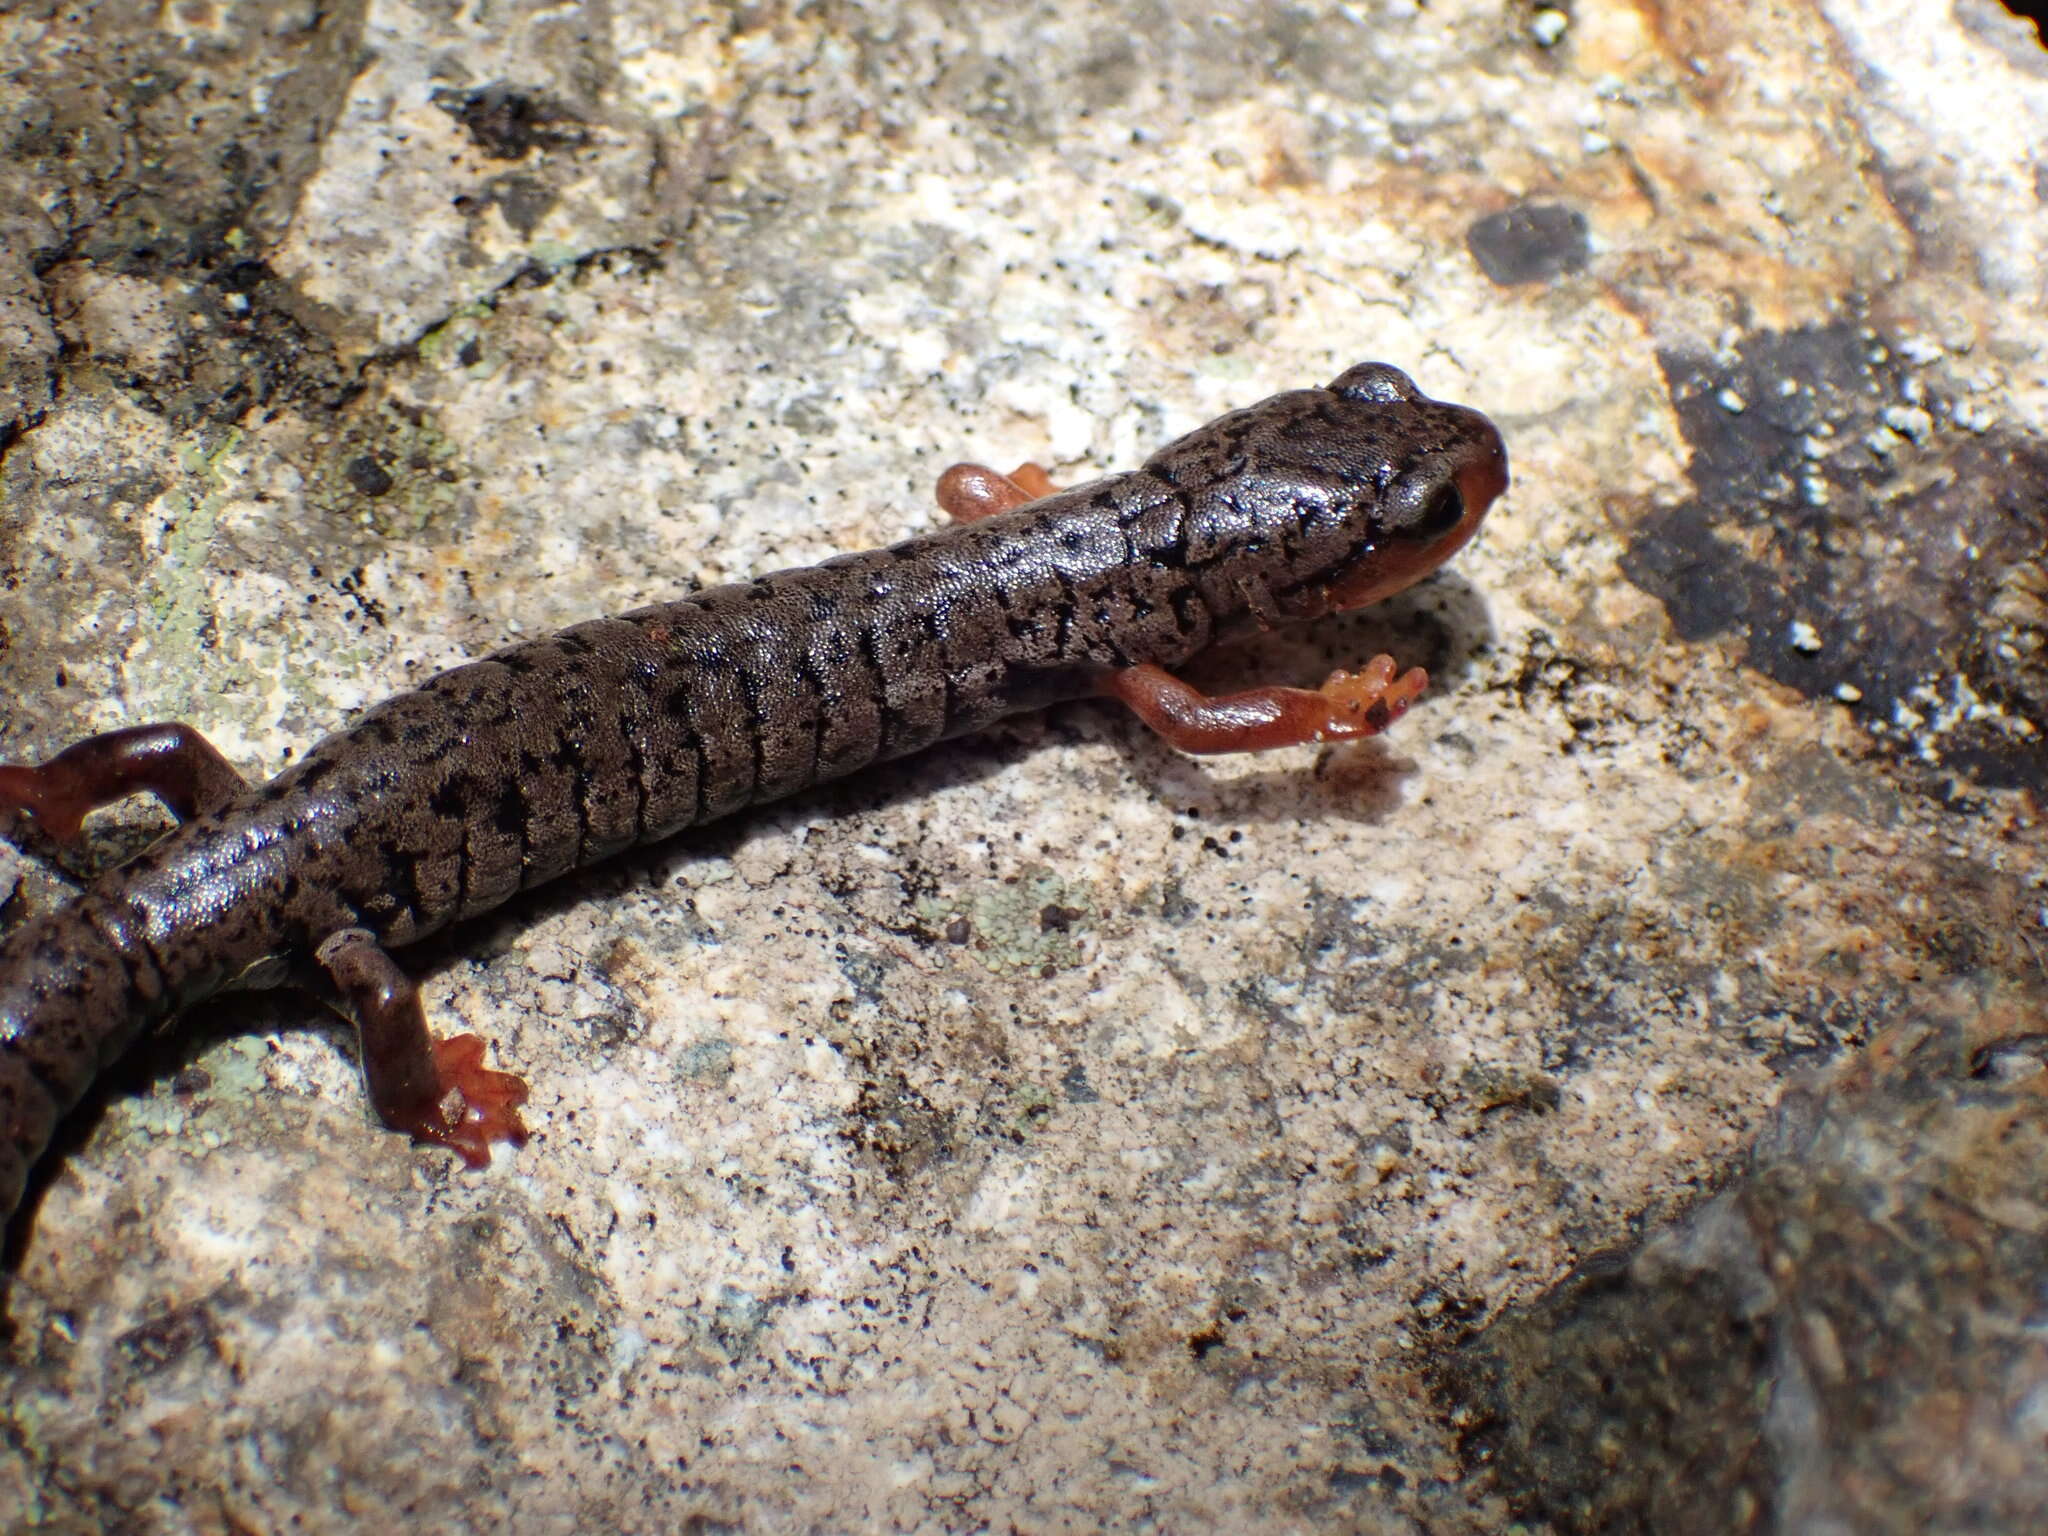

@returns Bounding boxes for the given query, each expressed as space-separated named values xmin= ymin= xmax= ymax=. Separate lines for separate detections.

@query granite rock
xmin=0 ymin=1 xmax=2042 ymax=1531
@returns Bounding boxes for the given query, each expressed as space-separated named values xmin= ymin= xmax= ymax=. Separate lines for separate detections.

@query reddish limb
xmin=315 ymin=929 xmax=529 ymax=1168
xmin=1100 ymin=656 xmax=1429 ymax=754
xmin=0 ymin=723 xmax=249 ymax=844
xmin=935 ymin=461 xmax=1061 ymax=522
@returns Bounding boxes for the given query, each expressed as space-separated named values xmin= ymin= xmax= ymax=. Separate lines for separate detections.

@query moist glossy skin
xmin=0 ymin=362 xmax=1507 ymax=1224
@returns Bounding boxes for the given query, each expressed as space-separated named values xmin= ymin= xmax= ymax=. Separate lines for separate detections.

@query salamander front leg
xmin=935 ymin=462 xmax=1061 ymax=521
xmin=0 ymin=723 xmax=249 ymax=843
xmin=1100 ymin=656 xmax=1429 ymax=754
xmin=315 ymin=929 xmax=529 ymax=1168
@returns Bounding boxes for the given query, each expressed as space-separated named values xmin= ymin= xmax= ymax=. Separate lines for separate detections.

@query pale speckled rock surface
xmin=0 ymin=1 xmax=2043 ymax=1532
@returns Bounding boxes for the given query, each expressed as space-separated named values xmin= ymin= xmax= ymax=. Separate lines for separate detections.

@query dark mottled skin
xmin=0 ymin=363 xmax=1507 ymax=1220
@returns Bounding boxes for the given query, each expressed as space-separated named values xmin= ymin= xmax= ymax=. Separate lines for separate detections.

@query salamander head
xmin=1314 ymin=361 xmax=1508 ymax=611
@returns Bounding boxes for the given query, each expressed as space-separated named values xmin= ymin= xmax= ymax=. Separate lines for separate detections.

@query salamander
xmin=0 ymin=362 xmax=1507 ymax=1224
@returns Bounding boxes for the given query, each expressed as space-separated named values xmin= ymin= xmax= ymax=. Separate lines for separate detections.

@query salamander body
xmin=0 ymin=362 xmax=1506 ymax=1222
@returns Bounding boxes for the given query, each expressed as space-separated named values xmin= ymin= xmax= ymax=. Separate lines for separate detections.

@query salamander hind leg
xmin=1100 ymin=656 xmax=1429 ymax=755
xmin=934 ymin=462 xmax=1062 ymax=522
xmin=0 ymin=723 xmax=249 ymax=844
xmin=315 ymin=929 xmax=529 ymax=1169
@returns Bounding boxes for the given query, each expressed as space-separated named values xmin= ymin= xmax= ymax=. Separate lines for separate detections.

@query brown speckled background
xmin=1 ymin=1 xmax=2044 ymax=1531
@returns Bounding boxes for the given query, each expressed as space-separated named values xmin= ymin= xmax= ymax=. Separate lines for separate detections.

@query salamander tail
xmin=0 ymin=901 xmax=168 ymax=1223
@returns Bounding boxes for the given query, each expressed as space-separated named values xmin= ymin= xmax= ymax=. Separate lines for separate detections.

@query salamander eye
xmin=1384 ymin=472 xmax=1466 ymax=540
xmin=1331 ymin=362 xmax=1418 ymax=403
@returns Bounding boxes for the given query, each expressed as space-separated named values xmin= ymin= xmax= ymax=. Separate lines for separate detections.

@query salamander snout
xmin=1316 ymin=382 xmax=1509 ymax=612
xmin=1327 ymin=363 xmax=1508 ymax=546
xmin=1430 ymin=404 xmax=1510 ymax=551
